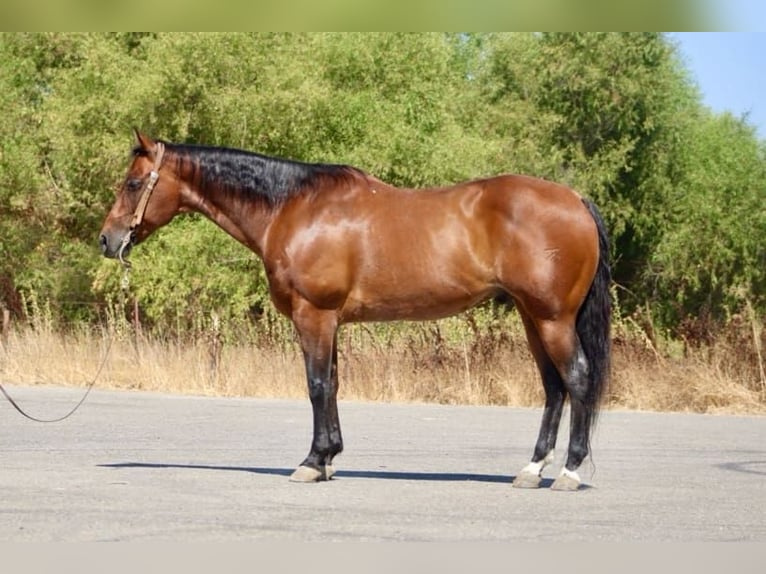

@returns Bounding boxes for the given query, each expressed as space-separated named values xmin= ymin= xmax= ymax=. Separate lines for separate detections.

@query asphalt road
xmin=1 ymin=384 xmax=764 ymax=541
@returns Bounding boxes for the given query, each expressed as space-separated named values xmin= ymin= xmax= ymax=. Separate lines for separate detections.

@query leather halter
xmin=117 ymin=142 xmax=165 ymax=268
xmin=130 ymin=141 xmax=166 ymax=231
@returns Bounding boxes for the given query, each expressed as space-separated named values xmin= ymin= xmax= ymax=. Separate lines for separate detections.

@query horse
xmin=99 ymin=130 xmax=611 ymax=491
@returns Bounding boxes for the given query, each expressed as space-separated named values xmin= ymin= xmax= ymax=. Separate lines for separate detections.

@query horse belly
xmin=342 ymin=262 xmax=496 ymax=323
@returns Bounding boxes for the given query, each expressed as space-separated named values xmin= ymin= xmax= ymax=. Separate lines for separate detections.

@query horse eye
xmin=126 ymin=178 xmax=142 ymax=192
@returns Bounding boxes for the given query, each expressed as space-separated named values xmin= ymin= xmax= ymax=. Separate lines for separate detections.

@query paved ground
xmin=1 ymin=384 xmax=764 ymax=541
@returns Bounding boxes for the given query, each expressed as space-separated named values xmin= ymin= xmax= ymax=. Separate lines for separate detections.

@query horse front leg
xmin=289 ymin=306 xmax=343 ymax=483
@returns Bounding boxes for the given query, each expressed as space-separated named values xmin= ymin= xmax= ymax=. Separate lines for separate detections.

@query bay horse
xmin=99 ymin=130 xmax=611 ymax=491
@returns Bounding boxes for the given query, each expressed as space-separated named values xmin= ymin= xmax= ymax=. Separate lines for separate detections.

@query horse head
xmin=99 ymin=129 xmax=181 ymax=264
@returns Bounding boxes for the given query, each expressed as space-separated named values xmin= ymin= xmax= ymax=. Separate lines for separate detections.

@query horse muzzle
xmin=99 ymin=229 xmax=134 ymax=261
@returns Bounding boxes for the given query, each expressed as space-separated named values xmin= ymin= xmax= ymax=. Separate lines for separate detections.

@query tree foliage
xmin=0 ymin=32 xmax=763 ymax=336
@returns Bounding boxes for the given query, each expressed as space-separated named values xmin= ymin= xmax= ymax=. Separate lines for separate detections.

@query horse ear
xmin=133 ymin=128 xmax=155 ymax=152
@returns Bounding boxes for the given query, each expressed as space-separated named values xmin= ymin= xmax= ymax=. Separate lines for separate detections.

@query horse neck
xmin=173 ymin=155 xmax=280 ymax=258
xmin=168 ymin=144 xmax=356 ymax=257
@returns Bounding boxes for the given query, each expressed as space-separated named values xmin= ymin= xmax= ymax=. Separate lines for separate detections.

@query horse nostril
xmin=99 ymin=234 xmax=108 ymax=254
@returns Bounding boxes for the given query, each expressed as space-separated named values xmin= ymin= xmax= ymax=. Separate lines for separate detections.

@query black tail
xmin=576 ymin=198 xmax=612 ymax=432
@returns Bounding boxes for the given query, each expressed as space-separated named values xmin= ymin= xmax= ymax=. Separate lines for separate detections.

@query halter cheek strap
xmin=118 ymin=142 xmax=165 ymax=268
xmin=130 ymin=141 xmax=166 ymax=231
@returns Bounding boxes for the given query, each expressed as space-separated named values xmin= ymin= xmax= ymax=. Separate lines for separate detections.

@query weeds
xmin=1 ymin=296 xmax=764 ymax=415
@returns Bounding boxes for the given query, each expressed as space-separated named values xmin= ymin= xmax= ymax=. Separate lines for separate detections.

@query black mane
xmin=162 ymin=142 xmax=362 ymax=204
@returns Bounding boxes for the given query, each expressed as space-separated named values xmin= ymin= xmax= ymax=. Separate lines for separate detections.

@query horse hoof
xmin=550 ymin=470 xmax=581 ymax=491
xmin=289 ymin=465 xmax=336 ymax=482
xmin=512 ymin=471 xmax=542 ymax=489
xmin=289 ymin=465 xmax=323 ymax=483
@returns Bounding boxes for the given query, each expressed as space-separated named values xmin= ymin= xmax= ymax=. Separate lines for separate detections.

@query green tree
xmin=1 ymin=32 xmax=763 ymax=335
xmin=649 ymin=112 xmax=766 ymax=325
xmin=0 ymin=34 xmax=57 ymax=318
xmin=480 ymin=33 xmax=698 ymax=302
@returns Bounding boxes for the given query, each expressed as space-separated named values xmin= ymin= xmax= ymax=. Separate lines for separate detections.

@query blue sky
xmin=715 ymin=0 xmax=766 ymax=30
xmin=669 ymin=31 xmax=766 ymax=140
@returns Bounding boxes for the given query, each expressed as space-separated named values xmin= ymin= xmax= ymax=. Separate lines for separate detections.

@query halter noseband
xmin=118 ymin=141 xmax=166 ymax=267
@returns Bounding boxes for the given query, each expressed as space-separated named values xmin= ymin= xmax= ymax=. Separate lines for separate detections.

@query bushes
xmin=0 ymin=32 xmax=764 ymax=340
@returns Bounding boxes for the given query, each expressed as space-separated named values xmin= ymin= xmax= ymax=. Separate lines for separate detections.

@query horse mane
xmin=159 ymin=142 xmax=364 ymax=205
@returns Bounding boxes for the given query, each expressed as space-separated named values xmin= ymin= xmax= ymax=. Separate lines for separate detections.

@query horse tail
xmin=577 ymin=198 xmax=612 ymax=432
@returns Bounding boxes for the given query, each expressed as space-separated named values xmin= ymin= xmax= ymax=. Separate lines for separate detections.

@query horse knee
xmin=308 ymin=375 xmax=333 ymax=400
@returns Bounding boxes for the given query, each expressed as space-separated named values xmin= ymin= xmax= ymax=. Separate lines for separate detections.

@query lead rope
xmin=1 ymin=143 xmax=163 ymax=421
xmin=0 ymin=265 xmax=129 ymax=423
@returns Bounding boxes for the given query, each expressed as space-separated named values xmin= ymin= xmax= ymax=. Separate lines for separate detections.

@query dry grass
xmin=1 ymin=309 xmax=764 ymax=415
xmin=607 ymin=309 xmax=766 ymax=414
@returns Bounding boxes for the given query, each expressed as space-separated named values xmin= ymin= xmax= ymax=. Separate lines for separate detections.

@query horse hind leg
xmin=512 ymin=357 xmax=565 ymax=488
xmin=513 ymin=310 xmax=566 ymax=489
xmin=535 ymin=317 xmax=595 ymax=491
xmin=552 ymin=340 xmax=594 ymax=491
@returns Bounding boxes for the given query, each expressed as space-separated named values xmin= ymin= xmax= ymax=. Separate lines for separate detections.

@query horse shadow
xmin=98 ymin=461 xmax=560 ymax=487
